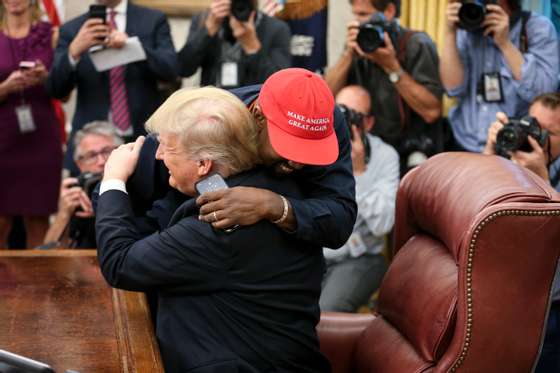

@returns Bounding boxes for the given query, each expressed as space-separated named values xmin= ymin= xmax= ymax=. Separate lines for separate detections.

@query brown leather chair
xmin=318 ymin=152 xmax=560 ymax=373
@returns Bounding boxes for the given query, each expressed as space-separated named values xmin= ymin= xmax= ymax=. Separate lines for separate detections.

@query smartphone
xmin=19 ymin=61 xmax=36 ymax=70
xmin=195 ymin=173 xmax=229 ymax=195
xmin=194 ymin=174 xmax=239 ymax=233
xmin=88 ymin=4 xmax=107 ymax=23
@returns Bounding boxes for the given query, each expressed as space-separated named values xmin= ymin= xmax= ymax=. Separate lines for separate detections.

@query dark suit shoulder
xmin=259 ymin=13 xmax=290 ymax=33
xmin=127 ymin=2 xmax=167 ymax=21
xmin=60 ymin=13 xmax=88 ymax=33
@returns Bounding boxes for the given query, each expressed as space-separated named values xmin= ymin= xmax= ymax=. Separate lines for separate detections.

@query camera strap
xmin=519 ymin=11 xmax=531 ymax=54
xmin=395 ymin=29 xmax=416 ymax=130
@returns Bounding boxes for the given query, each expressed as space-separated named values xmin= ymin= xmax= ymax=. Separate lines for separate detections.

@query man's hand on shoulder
xmin=103 ymin=136 xmax=145 ymax=183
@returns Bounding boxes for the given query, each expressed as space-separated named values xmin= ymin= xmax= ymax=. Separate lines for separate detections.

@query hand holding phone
xmin=195 ymin=174 xmax=239 ymax=233
xmin=19 ymin=61 xmax=36 ymax=70
xmin=89 ymin=4 xmax=107 ymax=23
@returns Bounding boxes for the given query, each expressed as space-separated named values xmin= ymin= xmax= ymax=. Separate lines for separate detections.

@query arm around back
xmin=288 ymin=106 xmax=357 ymax=249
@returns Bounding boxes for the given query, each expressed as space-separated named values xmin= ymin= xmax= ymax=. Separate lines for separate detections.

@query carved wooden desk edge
xmin=0 ymin=249 xmax=164 ymax=373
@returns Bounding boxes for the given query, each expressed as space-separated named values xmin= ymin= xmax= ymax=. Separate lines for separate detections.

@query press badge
xmin=348 ymin=232 xmax=367 ymax=258
xmin=482 ymin=72 xmax=504 ymax=103
xmin=15 ymin=105 xmax=36 ymax=133
xmin=220 ymin=62 xmax=239 ymax=87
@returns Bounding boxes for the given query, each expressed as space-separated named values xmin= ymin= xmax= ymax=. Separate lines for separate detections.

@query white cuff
xmin=100 ymin=179 xmax=127 ymax=195
xmin=68 ymin=52 xmax=78 ymax=68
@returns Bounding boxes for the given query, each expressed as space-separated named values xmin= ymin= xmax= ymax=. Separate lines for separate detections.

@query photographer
xmin=178 ymin=0 xmax=291 ymax=88
xmin=325 ymin=0 xmax=443 ymax=175
xmin=47 ymin=0 xmax=178 ymax=174
xmin=441 ymin=0 xmax=559 ymax=153
xmin=44 ymin=122 xmax=122 ymax=248
xmin=483 ymin=93 xmax=560 ymax=373
xmin=483 ymin=94 xmax=560 ymax=184
xmin=321 ymin=85 xmax=399 ymax=312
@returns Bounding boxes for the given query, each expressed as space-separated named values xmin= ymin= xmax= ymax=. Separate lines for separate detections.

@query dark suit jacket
xmin=115 ymin=84 xmax=357 ymax=249
xmin=96 ymin=168 xmax=331 ymax=373
xmin=178 ymin=11 xmax=291 ymax=87
xmin=47 ymin=3 xmax=178 ymax=169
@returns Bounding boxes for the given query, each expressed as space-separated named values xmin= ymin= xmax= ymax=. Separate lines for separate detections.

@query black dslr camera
xmin=231 ymin=0 xmax=254 ymax=21
xmin=76 ymin=172 xmax=103 ymax=198
xmin=495 ymin=116 xmax=549 ymax=158
xmin=339 ymin=104 xmax=364 ymax=137
xmin=339 ymin=104 xmax=371 ymax=164
xmin=356 ymin=13 xmax=398 ymax=53
xmin=458 ymin=0 xmax=497 ymax=31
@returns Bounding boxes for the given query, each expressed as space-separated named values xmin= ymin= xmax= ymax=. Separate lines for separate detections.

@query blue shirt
xmin=447 ymin=12 xmax=559 ymax=152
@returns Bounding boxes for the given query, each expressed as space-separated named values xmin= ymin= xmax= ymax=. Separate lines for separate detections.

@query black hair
xmin=349 ymin=0 xmax=401 ymax=18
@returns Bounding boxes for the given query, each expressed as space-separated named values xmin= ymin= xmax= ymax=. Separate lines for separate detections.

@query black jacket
xmin=96 ymin=168 xmax=330 ymax=373
xmin=120 ymin=84 xmax=357 ymax=249
xmin=178 ymin=11 xmax=291 ymax=87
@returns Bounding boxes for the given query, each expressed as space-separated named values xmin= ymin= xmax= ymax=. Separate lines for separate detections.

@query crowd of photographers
xmin=2 ymin=0 xmax=560 ymax=368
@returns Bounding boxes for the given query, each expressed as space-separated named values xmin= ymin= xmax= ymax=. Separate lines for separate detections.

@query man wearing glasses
xmin=44 ymin=121 xmax=122 ymax=248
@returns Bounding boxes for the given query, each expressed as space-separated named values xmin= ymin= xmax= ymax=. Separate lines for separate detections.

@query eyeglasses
xmin=76 ymin=146 xmax=115 ymax=165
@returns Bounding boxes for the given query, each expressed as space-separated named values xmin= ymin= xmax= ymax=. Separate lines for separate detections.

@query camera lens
xmin=357 ymin=24 xmax=385 ymax=53
xmin=496 ymin=126 xmax=522 ymax=155
xmin=458 ymin=1 xmax=486 ymax=31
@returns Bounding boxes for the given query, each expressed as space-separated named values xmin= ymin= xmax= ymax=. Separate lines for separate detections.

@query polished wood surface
xmin=0 ymin=250 xmax=163 ymax=373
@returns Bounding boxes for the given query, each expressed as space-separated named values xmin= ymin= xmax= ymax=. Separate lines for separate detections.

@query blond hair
xmin=146 ymin=87 xmax=261 ymax=176
xmin=0 ymin=1 xmax=43 ymax=31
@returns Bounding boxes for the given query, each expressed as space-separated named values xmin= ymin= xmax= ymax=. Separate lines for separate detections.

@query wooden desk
xmin=0 ymin=250 xmax=164 ymax=373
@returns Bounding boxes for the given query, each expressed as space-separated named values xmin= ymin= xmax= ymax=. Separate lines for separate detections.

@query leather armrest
xmin=317 ymin=312 xmax=376 ymax=373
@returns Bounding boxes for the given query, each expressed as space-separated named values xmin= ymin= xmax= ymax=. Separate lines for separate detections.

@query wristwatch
xmin=388 ymin=68 xmax=404 ymax=84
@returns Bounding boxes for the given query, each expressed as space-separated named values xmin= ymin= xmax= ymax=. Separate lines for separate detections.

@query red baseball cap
xmin=258 ymin=68 xmax=338 ymax=166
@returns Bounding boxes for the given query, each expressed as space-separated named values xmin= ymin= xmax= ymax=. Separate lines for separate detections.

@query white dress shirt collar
xmin=108 ymin=0 xmax=128 ymax=32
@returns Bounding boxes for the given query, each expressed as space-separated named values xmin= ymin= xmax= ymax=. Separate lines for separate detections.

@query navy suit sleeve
xmin=46 ymin=22 xmax=79 ymax=99
xmin=239 ymin=17 xmax=291 ymax=84
xmin=288 ymin=106 xmax=357 ymax=249
xmin=177 ymin=13 xmax=213 ymax=77
xmin=96 ymin=190 xmax=228 ymax=292
xmin=139 ymin=12 xmax=179 ymax=82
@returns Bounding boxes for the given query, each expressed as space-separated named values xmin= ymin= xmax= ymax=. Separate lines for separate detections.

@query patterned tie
xmin=108 ymin=9 xmax=131 ymax=133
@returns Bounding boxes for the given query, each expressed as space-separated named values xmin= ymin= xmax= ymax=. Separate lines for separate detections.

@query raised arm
xmin=440 ymin=1 xmax=466 ymax=92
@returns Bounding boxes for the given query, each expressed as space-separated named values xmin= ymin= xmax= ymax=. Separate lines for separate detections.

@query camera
xmin=231 ymin=0 xmax=254 ymax=22
xmin=356 ymin=13 xmax=398 ymax=53
xmin=76 ymin=172 xmax=103 ymax=198
xmin=495 ymin=116 xmax=549 ymax=158
xmin=339 ymin=104 xmax=364 ymax=137
xmin=339 ymin=104 xmax=371 ymax=164
xmin=458 ymin=0 xmax=497 ymax=31
xmin=402 ymin=135 xmax=435 ymax=169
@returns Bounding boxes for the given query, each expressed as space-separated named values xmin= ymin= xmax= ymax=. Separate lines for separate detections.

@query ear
xmin=364 ymin=115 xmax=375 ymax=132
xmin=384 ymin=3 xmax=397 ymax=20
xmin=197 ymin=159 xmax=213 ymax=177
